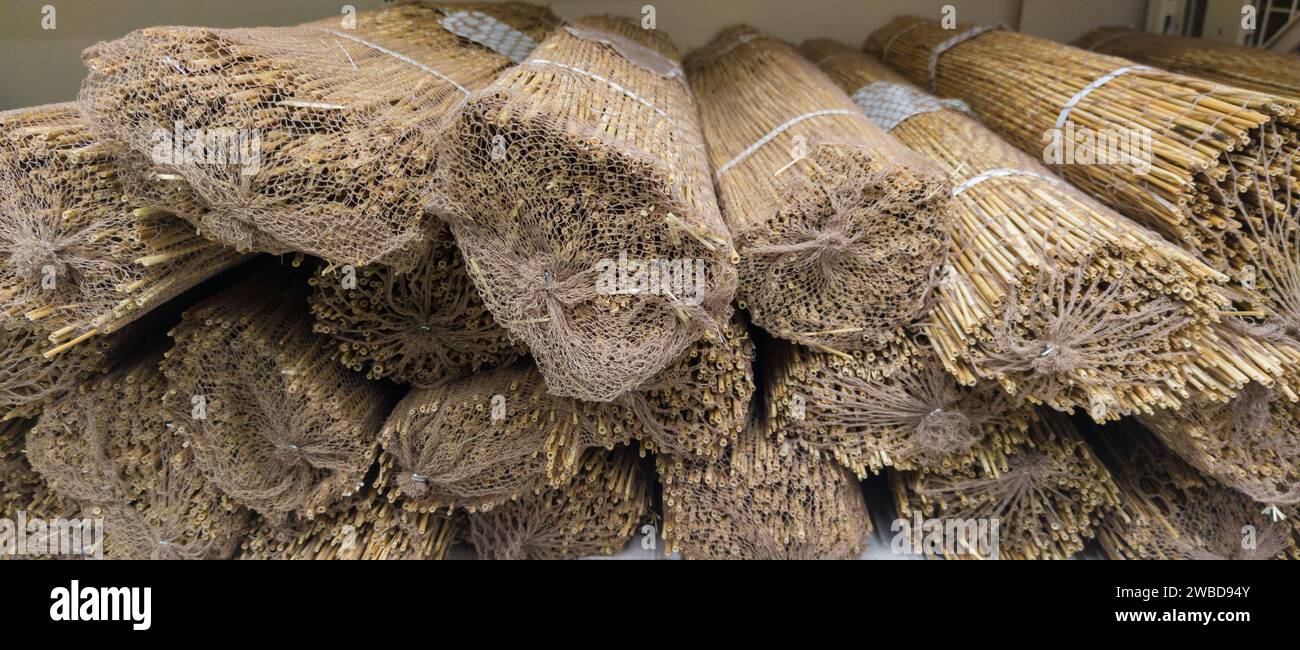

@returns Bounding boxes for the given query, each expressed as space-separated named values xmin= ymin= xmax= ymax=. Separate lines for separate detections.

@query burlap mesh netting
xmin=376 ymin=315 xmax=754 ymax=514
xmin=1092 ymin=421 xmax=1296 ymax=560
xmin=765 ymin=334 xmax=1032 ymax=477
xmin=1076 ymin=26 xmax=1300 ymax=100
xmin=465 ymin=446 xmax=651 ymax=559
xmin=0 ymin=103 xmax=250 ymax=356
xmin=26 ymin=350 xmax=253 ymax=559
xmin=159 ymin=263 xmax=393 ymax=522
xmin=658 ymin=419 xmax=872 ymax=560
xmin=308 ymin=220 xmax=525 ymax=387
xmin=802 ymin=40 xmax=1291 ymax=420
xmin=865 ymin=18 xmax=1300 ymax=326
xmin=685 ymin=27 xmax=950 ymax=355
xmin=0 ymin=318 xmax=113 ymax=421
xmin=891 ymin=409 xmax=1120 ymax=559
xmin=429 ymin=15 xmax=738 ymax=402
xmin=1 ymin=418 xmax=85 ymax=560
xmin=78 ymin=2 xmax=559 ymax=270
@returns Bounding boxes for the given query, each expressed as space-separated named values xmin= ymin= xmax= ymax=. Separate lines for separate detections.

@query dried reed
xmin=1 ymin=418 xmax=84 ymax=559
xmin=0 ymin=318 xmax=113 ymax=421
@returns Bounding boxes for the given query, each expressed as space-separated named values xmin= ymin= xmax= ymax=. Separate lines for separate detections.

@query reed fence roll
xmin=1091 ymin=421 xmax=1295 ymax=560
xmin=802 ymin=40 xmax=1258 ymax=419
xmin=465 ymin=446 xmax=651 ymax=559
xmin=0 ymin=104 xmax=249 ymax=356
xmin=430 ymin=15 xmax=737 ymax=403
xmin=865 ymin=17 xmax=1300 ymax=325
xmin=79 ymin=2 xmax=558 ymax=270
xmin=685 ymin=26 xmax=950 ymax=356
xmin=1076 ymin=26 xmax=1300 ymax=100
xmin=159 ymin=263 xmax=393 ymax=523
xmin=890 ymin=409 xmax=1121 ymax=559
xmin=27 ymin=350 xmax=253 ymax=559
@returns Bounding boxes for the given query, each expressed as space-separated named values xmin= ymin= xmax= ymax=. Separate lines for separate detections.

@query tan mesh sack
xmin=891 ymin=409 xmax=1120 ymax=559
xmin=765 ymin=334 xmax=1032 ymax=477
xmin=27 ymin=350 xmax=253 ymax=559
xmin=160 ymin=263 xmax=392 ymax=522
xmin=308 ymin=220 xmax=524 ymax=387
xmin=658 ymin=419 xmax=872 ymax=560
xmin=430 ymin=15 xmax=738 ymax=402
xmin=1092 ymin=421 xmax=1294 ymax=560
xmin=686 ymin=27 xmax=950 ymax=355
xmin=466 ymin=446 xmax=651 ymax=560
xmin=0 ymin=103 xmax=249 ymax=355
xmin=1 ymin=418 xmax=87 ymax=559
xmin=78 ymin=2 xmax=558 ymax=270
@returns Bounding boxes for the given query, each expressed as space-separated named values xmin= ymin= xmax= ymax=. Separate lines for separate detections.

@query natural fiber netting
xmin=802 ymin=41 xmax=1280 ymax=420
xmin=0 ymin=317 xmax=116 ymax=421
xmin=0 ymin=103 xmax=249 ymax=356
xmin=308 ymin=220 xmax=524 ymax=387
xmin=891 ymin=409 xmax=1121 ymax=559
xmin=1092 ymin=421 xmax=1295 ymax=560
xmin=26 ymin=350 xmax=253 ymax=559
xmin=658 ymin=419 xmax=872 ymax=559
xmin=466 ymin=446 xmax=651 ymax=559
xmin=1076 ymin=26 xmax=1300 ymax=100
xmin=865 ymin=18 xmax=1300 ymax=322
xmin=239 ymin=483 xmax=458 ymax=560
xmin=765 ymin=333 xmax=1032 ymax=477
xmin=0 ymin=418 xmax=84 ymax=560
xmin=160 ymin=263 xmax=392 ymax=522
xmin=79 ymin=2 xmax=559 ymax=271
xmin=686 ymin=27 xmax=950 ymax=355
xmin=430 ymin=15 xmax=737 ymax=402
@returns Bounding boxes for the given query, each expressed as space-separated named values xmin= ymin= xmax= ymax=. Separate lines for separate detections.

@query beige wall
xmin=0 ymin=0 xmax=1150 ymax=110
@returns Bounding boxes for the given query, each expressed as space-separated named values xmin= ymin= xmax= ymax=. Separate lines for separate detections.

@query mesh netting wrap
xmin=0 ymin=104 xmax=250 ymax=355
xmin=891 ymin=409 xmax=1120 ymax=559
xmin=765 ymin=334 xmax=1032 ymax=477
xmin=865 ymin=18 xmax=1300 ymax=321
xmin=160 ymin=263 xmax=392 ymax=522
xmin=27 ymin=350 xmax=253 ymax=560
xmin=0 ymin=318 xmax=113 ymax=421
xmin=1 ymin=418 xmax=85 ymax=559
xmin=466 ymin=446 xmax=651 ymax=559
xmin=801 ymin=41 xmax=1276 ymax=420
xmin=308 ymin=220 xmax=524 ymax=387
xmin=1092 ymin=421 xmax=1295 ymax=560
xmin=430 ymin=15 xmax=738 ymax=402
xmin=1076 ymin=26 xmax=1300 ymax=100
xmin=685 ymin=27 xmax=950 ymax=355
xmin=658 ymin=420 xmax=872 ymax=560
xmin=78 ymin=2 xmax=558 ymax=271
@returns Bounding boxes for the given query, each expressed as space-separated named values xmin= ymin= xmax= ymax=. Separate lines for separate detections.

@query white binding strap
xmin=439 ymin=10 xmax=539 ymax=63
xmin=316 ymin=29 xmax=469 ymax=95
xmin=928 ymin=24 xmax=1004 ymax=92
xmin=849 ymin=80 xmax=971 ymax=132
xmin=952 ymin=168 xmax=1062 ymax=196
xmin=714 ymin=109 xmax=863 ymax=180
xmin=526 ymin=59 xmax=672 ymax=122
xmin=1053 ymin=65 xmax=1153 ymax=132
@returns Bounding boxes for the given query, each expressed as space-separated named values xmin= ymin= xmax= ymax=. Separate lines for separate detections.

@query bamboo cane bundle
xmin=465 ymin=446 xmax=651 ymax=559
xmin=0 ymin=104 xmax=250 ymax=356
xmin=802 ymin=41 xmax=1256 ymax=419
xmin=1 ymin=418 xmax=87 ymax=559
xmin=890 ymin=409 xmax=1120 ymax=559
xmin=1091 ymin=421 xmax=1294 ymax=560
xmin=159 ymin=263 xmax=393 ymax=523
xmin=865 ymin=17 xmax=1300 ymax=309
xmin=764 ymin=333 xmax=1032 ymax=477
xmin=658 ymin=419 xmax=872 ymax=560
xmin=26 ymin=349 xmax=253 ymax=559
xmin=79 ymin=2 xmax=558 ymax=270
xmin=307 ymin=221 xmax=525 ymax=387
xmin=1077 ymin=26 xmax=1300 ymax=100
xmin=684 ymin=26 xmax=950 ymax=356
xmin=0 ymin=318 xmax=114 ymax=421
xmin=430 ymin=15 xmax=737 ymax=402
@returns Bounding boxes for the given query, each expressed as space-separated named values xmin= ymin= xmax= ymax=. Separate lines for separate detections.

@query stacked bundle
xmin=802 ymin=40 xmax=1249 ymax=419
xmin=1092 ymin=421 xmax=1294 ymax=560
xmin=686 ymin=27 xmax=950 ymax=356
xmin=0 ymin=319 xmax=113 ymax=420
xmin=0 ymin=104 xmax=248 ymax=354
xmin=466 ymin=447 xmax=651 ymax=559
xmin=26 ymin=350 xmax=253 ymax=559
xmin=1 ymin=418 xmax=84 ymax=559
xmin=1077 ymin=26 xmax=1300 ymax=99
xmin=891 ymin=410 xmax=1121 ymax=559
xmin=160 ymin=264 xmax=392 ymax=523
xmin=431 ymin=15 xmax=737 ymax=401
xmin=80 ymin=2 xmax=558 ymax=269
